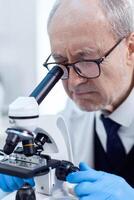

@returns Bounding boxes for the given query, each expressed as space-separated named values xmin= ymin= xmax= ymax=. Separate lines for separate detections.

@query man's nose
xmin=68 ymin=67 xmax=87 ymax=87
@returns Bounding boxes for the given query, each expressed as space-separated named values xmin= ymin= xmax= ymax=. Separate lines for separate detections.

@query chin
xmin=71 ymin=93 xmax=107 ymax=112
xmin=76 ymin=101 xmax=102 ymax=112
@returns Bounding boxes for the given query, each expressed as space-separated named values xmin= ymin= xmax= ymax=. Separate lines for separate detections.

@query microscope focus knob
xmin=55 ymin=160 xmax=79 ymax=181
xmin=15 ymin=183 xmax=36 ymax=200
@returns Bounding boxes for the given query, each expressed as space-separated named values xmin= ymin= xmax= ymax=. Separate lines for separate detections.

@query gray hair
xmin=47 ymin=0 xmax=134 ymax=39
xmin=47 ymin=0 xmax=61 ymax=28
xmin=99 ymin=0 xmax=134 ymax=39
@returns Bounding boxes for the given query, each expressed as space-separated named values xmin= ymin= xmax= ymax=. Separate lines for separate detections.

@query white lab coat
xmin=58 ymin=99 xmax=95 ymax=167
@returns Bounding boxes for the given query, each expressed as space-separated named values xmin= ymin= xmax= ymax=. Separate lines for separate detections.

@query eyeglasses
xmin=43 ymin=38 xmax=124 ymax=80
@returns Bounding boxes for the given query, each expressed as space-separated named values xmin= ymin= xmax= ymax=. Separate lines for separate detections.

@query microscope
xmin=0 ymin=65 xmax=79 ymax=199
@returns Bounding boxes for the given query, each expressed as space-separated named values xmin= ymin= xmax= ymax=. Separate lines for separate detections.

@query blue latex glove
xmin=0 ymin=174 xmax=35 ymax=192
xmin=66 ymin=162 xmax=134 ymax=200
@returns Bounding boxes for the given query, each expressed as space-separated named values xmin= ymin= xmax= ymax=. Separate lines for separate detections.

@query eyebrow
xmin=76 ymin=47 xmax=102 ymax=58
xmin=76 ymin=47 xmax=97 ymax=55
xmin=52 ymin=54 xmax=67 ymax=62
xmin=52 ymin=47 xmax=101 ymax=62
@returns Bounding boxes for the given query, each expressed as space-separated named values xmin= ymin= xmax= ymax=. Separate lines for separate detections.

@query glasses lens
xmin=58 ymin=65 xmax=69 ymax=80
xmin=75 ymin=61 xmax=100 ymax=78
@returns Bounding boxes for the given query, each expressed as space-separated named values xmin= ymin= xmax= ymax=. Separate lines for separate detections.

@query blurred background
xmin=0 ymin=0 xmax=68 ymax=118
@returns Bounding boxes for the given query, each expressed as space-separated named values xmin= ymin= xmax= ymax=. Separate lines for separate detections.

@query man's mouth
xmin=69 ymin=87 xmax=98 ymax=98
xmin=73 ymin=91 xmax=96 ymax=96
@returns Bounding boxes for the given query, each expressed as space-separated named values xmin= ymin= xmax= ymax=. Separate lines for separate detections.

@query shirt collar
xmin=105 ymin=89 xmax=134 ymax=127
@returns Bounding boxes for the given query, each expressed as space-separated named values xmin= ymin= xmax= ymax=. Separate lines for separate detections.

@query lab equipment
xmin=15 ymin=183 xmax=36 ymax=200
xmin=0 ymin=65 xmax=79 ymax=199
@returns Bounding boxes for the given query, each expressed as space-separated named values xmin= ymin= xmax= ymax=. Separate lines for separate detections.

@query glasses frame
xmin=43 ymin=38 xmax=124 ymax=79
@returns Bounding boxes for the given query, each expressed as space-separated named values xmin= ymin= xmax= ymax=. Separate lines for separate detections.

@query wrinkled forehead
xmin=48 ymin=0 xmax=114 ymax=57
xmin=48 ymin=0 xmax=108 ymax=31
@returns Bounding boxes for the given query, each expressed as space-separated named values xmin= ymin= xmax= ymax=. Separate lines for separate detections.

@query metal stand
xmin=15 ymin=183 xmax=36 ymax=200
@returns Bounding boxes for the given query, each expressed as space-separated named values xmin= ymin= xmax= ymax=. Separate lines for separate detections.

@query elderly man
xmin=0 ymin=0 xmax=134 ymax=199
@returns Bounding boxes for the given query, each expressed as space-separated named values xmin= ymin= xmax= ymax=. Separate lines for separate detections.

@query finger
xmin=80 ymin=195 xmax=91 ymax=200
xmin=74 ymin=182 xmax=93 ymax=196
xmin=80 ymin=192 xmax=111 ymax=200
xmin=81 ymin=195 xmax=97 ymax=200
xmin=0 ymin=174 xmax=12 ymax=192
xmin=67 ymin=168 xmax=105 ymax=183
xmin=13 ymin=176 xmax=24 ymax=189
xmin=23 ymin=178 xmax=35 ymax=187
xmin=79 ymin=162 xmax=90 ymax=171
xmin=74 ymin=180 xmax=107 ymax=197
xmin=3 ymin=175 xmax=19 ymax=192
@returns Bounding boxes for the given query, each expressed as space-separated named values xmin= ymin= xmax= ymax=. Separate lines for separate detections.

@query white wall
xmin=0 ymin=0 xmax=67 ymax=116
xmin=36 ymin=1 xmax=67 ymax=115
xmin=0 ymin=0 xmax=37 ymax=114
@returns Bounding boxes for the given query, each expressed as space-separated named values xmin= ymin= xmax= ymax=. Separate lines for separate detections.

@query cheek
xmin=102 ymin=63 xmax=127 ymax=87
xmin=62 ymin=78 xmax=111 ymax=110
xmin=62 ymin=80 xmax=72 ymax=98
xmin=101 ymin=48 xmax=129 ymax=84
xmin=98 ymin=70 xmax=117 ymax=101
xmin=99 ymin=61 xmax=130 ymax=101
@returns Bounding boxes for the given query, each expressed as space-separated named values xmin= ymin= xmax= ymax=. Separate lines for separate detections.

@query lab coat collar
xmin=102 ymin=88 xmax=134 ymax=127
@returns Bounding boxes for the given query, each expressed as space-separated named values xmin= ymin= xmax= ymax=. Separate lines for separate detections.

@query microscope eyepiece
xmin=30 ymin=65 xmax=64 ymax=104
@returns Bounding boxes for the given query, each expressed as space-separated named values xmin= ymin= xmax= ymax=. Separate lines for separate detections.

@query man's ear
xmin=127 ymin=32 xmax=134 ymax=57
xmin=126 ymin=33 xmax=134 ymax=68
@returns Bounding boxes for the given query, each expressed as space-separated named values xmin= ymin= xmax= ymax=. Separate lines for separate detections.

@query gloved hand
xmin=66 ymin=162 xmax=134 ymax=200
xmin=0 ymin=174 xmax=35 ymax=192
